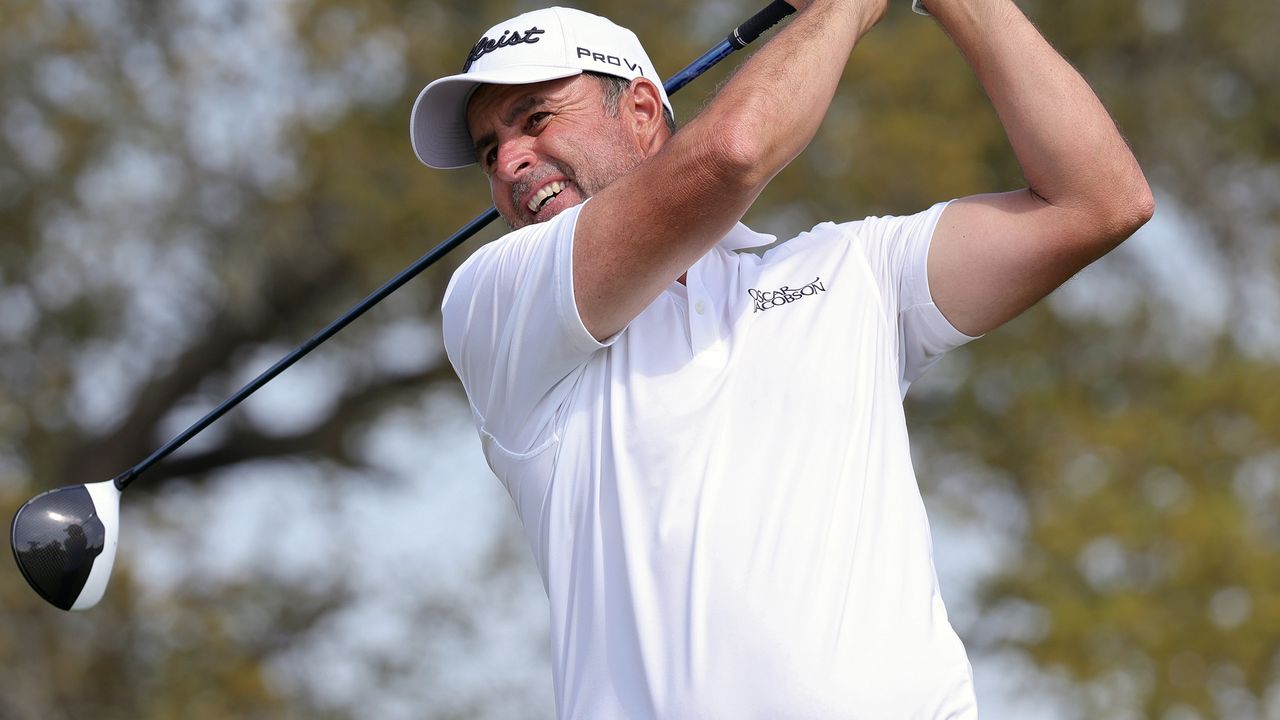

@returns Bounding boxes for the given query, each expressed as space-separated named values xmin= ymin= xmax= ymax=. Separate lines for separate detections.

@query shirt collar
xmin=718 ymin=222 xmax=776 ymax=251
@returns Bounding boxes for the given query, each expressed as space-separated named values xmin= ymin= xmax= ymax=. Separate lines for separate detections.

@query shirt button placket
xmin=686 ymin=259 xmax=728 ymax=366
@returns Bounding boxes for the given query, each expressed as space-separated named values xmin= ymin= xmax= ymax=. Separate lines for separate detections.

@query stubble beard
xmin=502 ymin=143 xmax=644 ymax=231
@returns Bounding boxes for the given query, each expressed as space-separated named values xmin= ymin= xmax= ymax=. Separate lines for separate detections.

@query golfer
xmin=411 ymin=0 xmax=1152 ymax=716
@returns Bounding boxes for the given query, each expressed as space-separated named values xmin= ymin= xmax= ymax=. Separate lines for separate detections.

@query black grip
xmin=729 ymin=0 xmax=797 ymax=49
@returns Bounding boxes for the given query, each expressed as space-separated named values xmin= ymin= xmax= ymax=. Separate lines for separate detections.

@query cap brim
xmin=410 ymin=65 xmax=585 ymax=169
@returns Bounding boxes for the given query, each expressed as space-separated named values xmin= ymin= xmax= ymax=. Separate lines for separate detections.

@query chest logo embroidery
xmin=747 ymin=277 xmax=827 ymax=313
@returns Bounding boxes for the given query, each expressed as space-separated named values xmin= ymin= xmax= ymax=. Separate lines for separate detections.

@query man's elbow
xmin=682 ymin=106 xmax=789 ymax=193
xmin=1105 ymin=179 xmax=1157 ymax=243
xmin=1121 ymin=175 xmax=1157 ymax=234
xmin=1089 ymin=171 xmax=1156 ymax=249
xmin=698 ymin=120 xmax=774 ymax=192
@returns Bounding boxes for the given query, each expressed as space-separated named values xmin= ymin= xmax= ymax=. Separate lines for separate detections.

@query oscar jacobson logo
xmin=748 ymin=277 xmax=827 ymax=313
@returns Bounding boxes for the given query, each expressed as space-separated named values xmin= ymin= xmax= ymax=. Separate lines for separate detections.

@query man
xmin=410 ymin=0 xmax=1152 ymax=716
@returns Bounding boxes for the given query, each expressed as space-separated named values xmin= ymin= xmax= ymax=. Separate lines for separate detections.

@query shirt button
xmin=694 ymin=300 xmax=706 ymax=315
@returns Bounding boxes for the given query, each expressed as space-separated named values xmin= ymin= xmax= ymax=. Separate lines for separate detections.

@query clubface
xmin=10 ymin=480 xmax=121 ymax=611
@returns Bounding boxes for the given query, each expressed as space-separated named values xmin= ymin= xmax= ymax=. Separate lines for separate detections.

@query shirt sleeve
xmin=441 ymin=202 xmax=610 ymax=456
xmin=852 ymin=201 xmax=979 ymax=395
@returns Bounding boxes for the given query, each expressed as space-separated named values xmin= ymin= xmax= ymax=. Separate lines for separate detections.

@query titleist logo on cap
xmin=463 ymin=26 xmax=546 ymax=71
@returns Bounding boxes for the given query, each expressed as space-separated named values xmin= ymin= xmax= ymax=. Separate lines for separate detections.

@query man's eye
xmin=485 ymin=147 xmax=497 ymax=167
xmin=527 ymin=112 xmax=550 ymax=130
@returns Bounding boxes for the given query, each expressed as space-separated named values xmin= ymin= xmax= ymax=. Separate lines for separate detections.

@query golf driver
xmin=10 ymin=0 xmax=797 ymax=612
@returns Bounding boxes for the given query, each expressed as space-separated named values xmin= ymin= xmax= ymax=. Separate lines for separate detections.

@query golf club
xmin=10 ymin=0 xmax=798 ymax=612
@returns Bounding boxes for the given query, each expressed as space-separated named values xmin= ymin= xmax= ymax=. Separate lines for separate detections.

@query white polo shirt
xmin=442 ymin=200 xmax=979 ymax=719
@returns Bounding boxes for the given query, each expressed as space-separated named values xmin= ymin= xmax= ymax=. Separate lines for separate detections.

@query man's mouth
xmin=527 ymin=180 xmax=568 ymax=214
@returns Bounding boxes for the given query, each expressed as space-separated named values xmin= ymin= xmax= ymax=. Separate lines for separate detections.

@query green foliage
xmin=915 ymin=308 xmax=1280 ymax=715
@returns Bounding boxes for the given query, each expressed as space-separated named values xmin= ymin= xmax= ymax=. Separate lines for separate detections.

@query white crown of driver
xmin=411 ymin=7 xmax=672 ymax=170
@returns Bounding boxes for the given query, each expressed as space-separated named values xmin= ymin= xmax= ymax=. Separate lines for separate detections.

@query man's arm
xmin=574 ymin=0 xmax=882 ymax=340
xmin=922 ymin=0 xmax=1155 ymax=337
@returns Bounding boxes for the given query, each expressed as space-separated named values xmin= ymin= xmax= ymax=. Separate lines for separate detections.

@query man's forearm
xmin=926 ymin=0 xmax=1153 ymax=231
xmin=572 ymin=0 xmax=888 ymax=339
xmin=682 ymin=0 xmax=885 ymax=191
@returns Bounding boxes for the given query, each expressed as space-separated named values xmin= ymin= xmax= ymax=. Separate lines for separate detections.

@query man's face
xmin=466 ymin=75 xmax=646 ymax=229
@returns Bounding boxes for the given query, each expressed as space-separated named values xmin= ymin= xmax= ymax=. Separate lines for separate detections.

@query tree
xmin=3 ymin=0 xmax=1278 ymax=717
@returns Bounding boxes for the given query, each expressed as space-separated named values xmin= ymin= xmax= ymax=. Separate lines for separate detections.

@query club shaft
xmin=114 ymin=208 xmax=500 ymax=490
xmin=114 ymin=0 xmax=796 ymax=492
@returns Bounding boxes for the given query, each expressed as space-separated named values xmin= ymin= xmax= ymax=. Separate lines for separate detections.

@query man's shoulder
xmin=762 ymin=203 xmax=952 ymax=262
xmin=450 ymin=203 xmax=586 ymax=281
xmin=445 ymin=204 xmax=584 ymax=302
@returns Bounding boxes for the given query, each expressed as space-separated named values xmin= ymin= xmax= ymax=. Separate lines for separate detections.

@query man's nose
xmin=495 ymin=139 xmax=536 ymax=183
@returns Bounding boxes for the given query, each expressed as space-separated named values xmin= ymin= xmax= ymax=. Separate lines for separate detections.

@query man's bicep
xmin=926 ymin=190 xmax=1115 ymax=337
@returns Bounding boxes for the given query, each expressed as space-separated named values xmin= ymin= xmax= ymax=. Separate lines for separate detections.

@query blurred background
xmin=2 ymin=0 xmax=1277 ymax=717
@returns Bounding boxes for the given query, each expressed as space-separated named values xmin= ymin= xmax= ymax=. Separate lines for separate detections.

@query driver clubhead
xmin=10 ymin=479 xmax=121 ymax=611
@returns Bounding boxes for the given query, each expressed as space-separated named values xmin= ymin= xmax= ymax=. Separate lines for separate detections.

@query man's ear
xmin=628 ymin=77 xmax=670 ymax=151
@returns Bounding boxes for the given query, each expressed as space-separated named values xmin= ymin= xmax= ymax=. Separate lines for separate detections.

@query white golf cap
xmin=410 ymin=7 xmax=672 ymax=169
